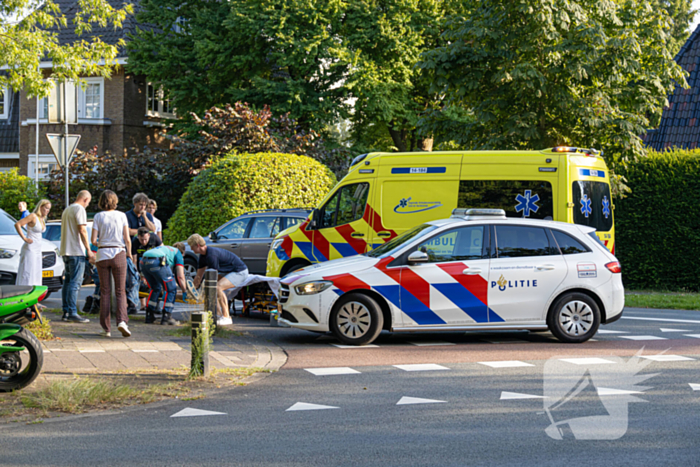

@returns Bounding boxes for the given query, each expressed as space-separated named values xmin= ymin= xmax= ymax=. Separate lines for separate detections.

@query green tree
xmin=657 ymin=0 xmax=697 ymax=55
xmin=127 ymin=0 xmax=348 ymax=129
xmin=0 ymin=0 xmax=132 ymax=97
xmin=0 ymin=169 xmax=45 ymax=216
xmin=418 ymin=0 xmax=688 ymax=192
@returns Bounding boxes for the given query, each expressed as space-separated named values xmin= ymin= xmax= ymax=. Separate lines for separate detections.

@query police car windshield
xmin=366 ymin=224 xmax=437 ymax=258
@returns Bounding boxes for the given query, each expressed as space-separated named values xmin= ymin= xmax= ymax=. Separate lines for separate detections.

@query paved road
xmin=1 ymin=307 xmax=699 ymax=465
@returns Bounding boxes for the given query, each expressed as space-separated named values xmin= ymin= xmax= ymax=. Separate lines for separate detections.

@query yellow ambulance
xmin=267 ymin=147 xmax=615 ymax=277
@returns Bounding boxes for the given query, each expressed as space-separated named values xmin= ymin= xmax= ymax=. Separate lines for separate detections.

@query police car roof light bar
xmin=451 ymin=208 xmax=507 ymax=219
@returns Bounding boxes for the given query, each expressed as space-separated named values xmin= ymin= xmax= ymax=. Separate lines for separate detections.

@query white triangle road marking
xmin=304 ymin=367 xmax=361 ymax=376
xmin=478 ymin=360 xmax=534 ymax=368
xmin=286 ymin=402 xmax=339 ymax=412
xmin=171 ymin=408 xmax=227 ymax=418
xmin=597 ymin=387 xmax=644 ymax=396
xmin=596 ymin=330 xmax=628 ymax=334
xmin=500 ymin=392 xmax=546 ymax=400
xmin=558 ymin=357 xmax=616 ymax=365
xmin=659 ymin=328 xmax=688 ymax=332
xmin=618 ymin=335 xmax=668 ymax=341
xmin=689 ymin=383 xmax=700 ymax=391
xmin=683 ymin=334 xmax=700 ymax=339
xmin=640 ymin=355 xmax=695 ymax=362
xmin=396 ymin=396 xmax=447 ymax=405
xmin=393 ymin=364 xmax=450 ymax=372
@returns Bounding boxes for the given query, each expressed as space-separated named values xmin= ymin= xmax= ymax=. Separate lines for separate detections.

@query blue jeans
xmin=140 ymin=257 xmax=177 ymax=314
xmin=62 ymin=256 xmax=86 ymax=317
xmin=90 ymin=264 xmax=100 ymax=298
xmin=126 ymin=257 xmax=140 ymax=309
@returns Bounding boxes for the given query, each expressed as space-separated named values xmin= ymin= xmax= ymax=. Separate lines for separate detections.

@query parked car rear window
xmin=495 ymin=225 xmax=554 ymax=258
xmin=572 ymin=181 xmax=613 ymax=232
xmin=551 ymin=230 xmax=589 ymax=254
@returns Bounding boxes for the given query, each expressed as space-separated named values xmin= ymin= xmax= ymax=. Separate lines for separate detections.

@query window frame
xmin=248 ymin=216 xmax=279 ymax=239
xmin=146 ymin=82 xmax=176 ymax=118
xmin=77 ymin=77 xmax=104 ymax=120
xmin=215 ymin=217 xmax=251 ymax=240
xmin=318 ymin=182 xmax=369 ymax=230
xmin=550 ymin=229 xmax=591 ymax=255
xmin=0 ymin=86 xmax=8 ymax=119
xmin=492 ymin=224 xmax=558 ymax=258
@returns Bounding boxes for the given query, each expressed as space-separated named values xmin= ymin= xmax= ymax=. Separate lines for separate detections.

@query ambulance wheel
xmin=330 ymin=294 xmax=383 ymax=346
xmin=547 ymin=292 xmax=600 ymax=343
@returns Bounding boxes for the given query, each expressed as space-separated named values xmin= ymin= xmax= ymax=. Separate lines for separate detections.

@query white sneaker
xmin=218 ymin=316 xmax=233 ymax=326
xmin=99 ymin=330 xmax=111 ymax=338
xmin=117 ymin=321 xmax=131 ymax=338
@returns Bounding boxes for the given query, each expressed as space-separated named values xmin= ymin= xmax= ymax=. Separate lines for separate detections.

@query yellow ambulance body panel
xmin=267 ymin=148 xmax=615 ymax=277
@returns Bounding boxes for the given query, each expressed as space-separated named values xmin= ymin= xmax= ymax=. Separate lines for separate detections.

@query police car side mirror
xmin=407 ymin=251 xmax=429 ymax=264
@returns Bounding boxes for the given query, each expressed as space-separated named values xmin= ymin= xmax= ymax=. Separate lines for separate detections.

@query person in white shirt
xmin=147 ymin=199 xmax=162 ymax=241
xmin=60 ymin=190 xmax=94 ymax=323
xmin=90 ymin=190 xmax=133 ymax=338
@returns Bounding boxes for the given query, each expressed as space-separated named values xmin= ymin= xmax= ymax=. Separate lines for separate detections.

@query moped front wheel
xmin=0 ymin=329 xmax=43 ymax=392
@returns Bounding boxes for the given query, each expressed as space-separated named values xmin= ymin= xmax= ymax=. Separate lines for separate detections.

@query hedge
xmin=164 ymin=152 xmax=337 ymax=243
xmin=615 ymin=149 xmax=700 ymax=291
xmin=0 ymin=169 xmax=45 ymax=219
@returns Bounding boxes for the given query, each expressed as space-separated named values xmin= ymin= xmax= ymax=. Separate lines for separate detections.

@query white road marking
xmin=132 ymin=349 xmax=159 ymax=353
xmin=500 ymin=392 xmax=546 ymax=400
xmin=393 ymin=364 xmax=450 ymax=372
xmin=622 ymin=316 xmax=700 ymax=324
xmin=304 ymin=367 xmax=361 ymax=376
xmin=171 ymin=408 xmax=227 ymax=418
xmin=597 ymin=387 xmax=644 ymax=396
xmin=596 ymin=330 xmax=628 ymax=334
xmin=396 ymin=396 xmax=446 ymax=405
xmin=682 ymin=334 xmax=700 ymax=339
xmin=286 ymin=402 xmax=339 ymax=412
xmin=329 ymin=344 xmax=379 ymax=349
xmin=478 ymin=361 xmax=534 ymax=368
xmin=47 ymin=349 xmax=76 ymax=352
xmin=689 ymin=383 xmax=700 ymax=391
xmin=640 ymin=355 xmax=695 ymax=362
xmin=407 ymin=341 xmax=456 ymax=346
xmin=483 ymin=339 xmax=528 ymax=344
xmin=659 ymin=328 xmax=688 ymax=332
xmin=78 ymin=349 xmax=105 ymax=353
xmin=617 ymin=335 xmax=668 ymax=341
xmin=558 ymin=357 xmax=616 ymax=365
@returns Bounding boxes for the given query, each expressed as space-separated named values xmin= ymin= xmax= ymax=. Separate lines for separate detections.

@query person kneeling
xmin=140 ymin=243 xmax=188 ymax=325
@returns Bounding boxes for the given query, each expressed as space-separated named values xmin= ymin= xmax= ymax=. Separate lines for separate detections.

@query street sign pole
xmin=64 ymin=82 xmax=69 ymax=208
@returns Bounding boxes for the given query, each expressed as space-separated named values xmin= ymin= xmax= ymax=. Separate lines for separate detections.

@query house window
xmin=146 ymin=83 xmax=175 ymax=117
xmin=0 ymin=87 xmax=8 ymax=119
xmin=77 ymin=78 xmax=104 ymax=119
xmin=28 ymin=156 xmax=58 ymax=180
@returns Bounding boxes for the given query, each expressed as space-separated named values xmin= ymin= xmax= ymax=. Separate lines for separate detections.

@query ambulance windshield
xmin=366 ymin=224 xmax=437 ymax=258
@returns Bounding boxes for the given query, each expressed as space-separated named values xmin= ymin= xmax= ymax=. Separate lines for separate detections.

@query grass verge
xmin=25 ymin=316 xmax=54 ymax=341
xmin=625 ymin=291 xmax=700 ymax=310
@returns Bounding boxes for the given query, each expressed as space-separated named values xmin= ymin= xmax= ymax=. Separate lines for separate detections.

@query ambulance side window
xmin=494 ymin=225 xmax=555 ymax=258
xmin=416 ymin=226 xmax=486 ymax=262
xmin=319 ymin=183 xmax=369 ymax=229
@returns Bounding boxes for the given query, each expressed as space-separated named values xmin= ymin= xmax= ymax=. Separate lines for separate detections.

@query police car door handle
xmin=463 ymin=268 xmax=482 ymax=275
xmin=536 ymin=264 xmax=556 ymax=270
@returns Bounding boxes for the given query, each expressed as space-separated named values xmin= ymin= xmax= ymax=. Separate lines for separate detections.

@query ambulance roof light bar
xmin=551 ymin=146 xmax=601 ymax=157
xmin=451 ymin=208 xmax=507 ymax=220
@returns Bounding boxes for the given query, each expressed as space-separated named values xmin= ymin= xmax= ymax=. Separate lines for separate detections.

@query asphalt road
xmin=1 ymin=306 xmax=699 ymax=466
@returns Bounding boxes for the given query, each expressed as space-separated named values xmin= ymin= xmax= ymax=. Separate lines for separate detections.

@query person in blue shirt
xmin=187 ymin=233 xmax=249 ymax=326
xmin=140 ymin=243 xmax=188 ymax=325
xmin=125 ymin=193 xmax=156 ymax=237
xmin=18 ymin=201 xmax=30 ymax=220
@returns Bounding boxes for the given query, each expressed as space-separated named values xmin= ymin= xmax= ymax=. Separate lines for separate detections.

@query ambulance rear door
xmin=369 ymin=154 xmax=462 ymax=249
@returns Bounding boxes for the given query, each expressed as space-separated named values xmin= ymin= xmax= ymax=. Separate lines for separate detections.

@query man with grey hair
xmin=125 ymin=192 xmax=156 ymax=237
xmin=60 ymin=190 xmax=94 ymax=323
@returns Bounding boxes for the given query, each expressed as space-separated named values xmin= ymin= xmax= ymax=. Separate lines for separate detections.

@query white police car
xmin=278 ymin=209 xmax=624 ymax=345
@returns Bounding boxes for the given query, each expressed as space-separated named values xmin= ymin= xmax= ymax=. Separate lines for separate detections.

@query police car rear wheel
xmin=330 ymin=294 xmax=383 ymax=346
xmin=548 ymin=293 xmax=600 ymax=343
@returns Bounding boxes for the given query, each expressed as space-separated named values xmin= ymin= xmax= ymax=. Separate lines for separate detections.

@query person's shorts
xmin=223 ymin=269 xmax=249 ymax=287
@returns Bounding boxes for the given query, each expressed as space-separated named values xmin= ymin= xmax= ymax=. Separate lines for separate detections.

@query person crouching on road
xmin=140 ymin=243 xmax=188 ymax=325
xmin=187 ymin=233 xmax=248 ymax=326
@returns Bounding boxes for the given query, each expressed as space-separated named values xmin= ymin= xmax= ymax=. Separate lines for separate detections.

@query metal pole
xmin=35 ymin=95 xmax=39 ymax=188
xmin=203 ymin=268 xmax=218 ymax=329
xmin=191 ymin=312 xmax=210 ymax=377
xmin=63 ymin=82 xmax=69 ymax=209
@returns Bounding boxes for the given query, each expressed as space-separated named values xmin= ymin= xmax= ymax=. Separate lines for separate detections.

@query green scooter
xmin=0 ymin=285 xmax=47 ymax=392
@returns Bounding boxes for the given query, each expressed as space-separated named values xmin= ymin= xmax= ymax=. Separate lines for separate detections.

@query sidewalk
xmin=37 ymin=285 xmax=287 ymax=381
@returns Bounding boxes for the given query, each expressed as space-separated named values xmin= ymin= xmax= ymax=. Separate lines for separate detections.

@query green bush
xmin=164 ymin=152 xmax=336 ymax=243
xmin=0 ymin=169 xmax=45 ymax=218
xmin=616 ymin=149 xmax=700 ymax=291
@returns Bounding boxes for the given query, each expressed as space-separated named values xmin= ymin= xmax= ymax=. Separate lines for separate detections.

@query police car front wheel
xmin=547 ymin=292 xmax=600 ymax=343
xmin=330 ymin=294 xmax=384 ymax=346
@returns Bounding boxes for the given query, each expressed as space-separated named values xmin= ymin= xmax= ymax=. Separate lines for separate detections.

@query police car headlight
xmin=295 ymin=281 xmax=333 ymax=295
xmin=271 ymin=239 xmax=284 ymax=250
xmin=0 ymin=248 xmax=17 ymax=259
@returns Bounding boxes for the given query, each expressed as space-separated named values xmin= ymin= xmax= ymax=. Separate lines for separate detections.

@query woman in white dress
xmin=14 ymin=199 xmax=52 ymax=286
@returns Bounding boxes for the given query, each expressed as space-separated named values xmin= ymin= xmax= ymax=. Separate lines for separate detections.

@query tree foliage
xmin=418 ymin=0 xmax=688 ymax=193
xmin=0 ymin=0 xmax=132 ymax=97
xmin=0 ymin=169 xmax=44 ymax=217
xmin=164 ymin=152 xmax=337 ymax=243
xmin=656 ymin=0 xmax=697 ymax=56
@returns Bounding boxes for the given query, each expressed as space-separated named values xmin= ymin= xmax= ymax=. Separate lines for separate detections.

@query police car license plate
xmin=42 ymin=270 xmax=54 ymax=278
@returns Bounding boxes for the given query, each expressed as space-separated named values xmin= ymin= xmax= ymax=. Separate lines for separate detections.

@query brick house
xmin=645 ymin=25 xmax=700 ymax=150
xmin=6 ymin=0 xmax=173 ymax=178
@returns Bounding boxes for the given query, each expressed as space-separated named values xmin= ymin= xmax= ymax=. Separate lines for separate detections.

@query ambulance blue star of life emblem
xmin=580 ymin=194 xmax=592 ymax=218
xmin=515 ymin=190 xmax=540 ymax=217
xmin=602 ymin=195 xmax=610 ymax=219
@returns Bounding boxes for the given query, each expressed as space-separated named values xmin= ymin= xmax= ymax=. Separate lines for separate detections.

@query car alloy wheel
xmin=330 ymin=293 xmax=384 ymax=346
xmin=337 ymin=301 xmax=371 ymax=339
xmin=558 ymin=300 xmax=593 ymax=336
xmin=547 ymin=292 xmax=600 ymax=344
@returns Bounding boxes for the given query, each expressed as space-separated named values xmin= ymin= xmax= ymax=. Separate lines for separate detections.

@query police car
xmin=277 ymin=209 xmax=624 ymax=345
